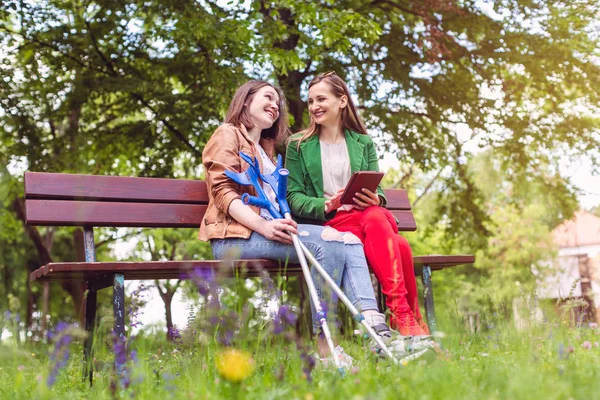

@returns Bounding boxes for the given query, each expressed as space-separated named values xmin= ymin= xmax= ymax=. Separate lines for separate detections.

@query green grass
xmin=1 ymin=316 xmax=599 ymax=400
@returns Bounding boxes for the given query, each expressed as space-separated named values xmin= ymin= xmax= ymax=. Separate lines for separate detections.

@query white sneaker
xmin=365 ymin=324 xmax=437 ymax=361
xmin=316 ymin=345 xmax=354 ymax=370
xmin=406 ymin=336 xmax=438 ymax=352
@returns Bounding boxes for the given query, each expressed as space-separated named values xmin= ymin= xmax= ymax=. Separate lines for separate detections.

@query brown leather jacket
xmin=198 ymin=123 xmax=276 ymax=241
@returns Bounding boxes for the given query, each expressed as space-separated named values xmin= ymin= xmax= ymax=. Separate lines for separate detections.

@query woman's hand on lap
xmin=260 ymin=218 xmax=298 ymax=244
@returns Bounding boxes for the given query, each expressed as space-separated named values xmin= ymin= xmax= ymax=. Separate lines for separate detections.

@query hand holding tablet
xmin=340 ymin=171 xmax=385 ymax=205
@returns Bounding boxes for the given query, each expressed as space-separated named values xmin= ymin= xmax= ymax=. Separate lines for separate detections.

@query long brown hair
xmin=225 ymin=80 xmax=289 ymax=142
xmin=291 ymin=71 xmax=367 ymax=147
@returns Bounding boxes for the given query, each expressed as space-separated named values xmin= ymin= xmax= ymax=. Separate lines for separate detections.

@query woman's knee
xmin=341 ymin=232 xmax=362 ymax=245
xmin=299 ymin=225 xmax=344 ymax=245
xmin=395 ymin=234 xmax=412 ymax=253
xmin=301 ymin=226 xmax=344 ymax=256
xmin=320 ymin=226 xmax=344 ymax=243
xmin=361 ymin=207 xmax=397 ymax=232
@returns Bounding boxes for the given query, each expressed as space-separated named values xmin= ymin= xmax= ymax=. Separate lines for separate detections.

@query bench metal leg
xmin=83 ymin=284 xmax=97 ymax=385
xmin=113 ymin=273 xmax=126 ymax=383
xmin=421 ymin=265 xmax=437 ymax=333
xmin=113 ymin=274 xmax=126 ymax=338
xmin=82 ymin=226 xmax=97 ymax=385
xmin=377 ymin=282 xmax=386 ymax=313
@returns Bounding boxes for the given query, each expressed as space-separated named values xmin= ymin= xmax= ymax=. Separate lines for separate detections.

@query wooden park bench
xmin=24 ymin=171 xmax=474 ymax=381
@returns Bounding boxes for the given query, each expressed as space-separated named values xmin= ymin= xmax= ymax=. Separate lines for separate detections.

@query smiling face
xmin=307 ymin=81 xmax=347 ymax=129
xmin=247 ymin=85 xmax=280 ymax=131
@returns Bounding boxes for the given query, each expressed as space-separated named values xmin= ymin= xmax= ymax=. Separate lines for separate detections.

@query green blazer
xmin=285 ymin=129 xmax=387 ymax=224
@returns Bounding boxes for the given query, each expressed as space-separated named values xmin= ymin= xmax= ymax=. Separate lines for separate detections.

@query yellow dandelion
xmin=215 ymin=348 xmax=255 ymax=382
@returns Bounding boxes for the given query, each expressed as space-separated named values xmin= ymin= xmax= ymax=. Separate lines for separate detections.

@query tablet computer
xmin=340 ymin=171 xmax=385 ymax=205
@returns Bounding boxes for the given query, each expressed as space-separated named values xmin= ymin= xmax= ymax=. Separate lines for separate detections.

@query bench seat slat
xmin=25 ymin=199 xmax=417 ymax=230
xmin=29 ymin=255 xmax=474 ymax=283
xmin=29 ymin=260 xmax=301 ymax=282
xmin=413 ymin=255 xmax=475 ymax=269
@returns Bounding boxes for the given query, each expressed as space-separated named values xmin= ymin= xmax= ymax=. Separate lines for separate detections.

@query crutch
xmin=226 ymin=153 xmax=400 ymax=365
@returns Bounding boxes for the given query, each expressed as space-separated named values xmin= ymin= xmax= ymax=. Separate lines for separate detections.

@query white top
xmin=256 ymin=144 xmax=280 ymax=220
xmin=320 ymin=138 xmax=353 ymax=211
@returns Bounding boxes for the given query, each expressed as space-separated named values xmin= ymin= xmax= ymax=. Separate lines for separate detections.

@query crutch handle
xmin=241 ymin=194 xmax=282 ymax=219
xmin=276 ymin=169 xmax=291 ymax=216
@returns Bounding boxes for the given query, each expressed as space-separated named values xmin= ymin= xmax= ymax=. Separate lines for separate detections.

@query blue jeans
xmin=211 ymin=224 xmax=379 ymax=332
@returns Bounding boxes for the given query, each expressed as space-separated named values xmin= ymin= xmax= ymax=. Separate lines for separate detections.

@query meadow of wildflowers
xmin=1 ymin=271 xmax=600 ymax=400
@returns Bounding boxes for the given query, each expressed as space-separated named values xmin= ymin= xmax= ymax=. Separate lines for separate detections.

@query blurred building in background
xmin=537 ymin=211 xmax=600 ymax=324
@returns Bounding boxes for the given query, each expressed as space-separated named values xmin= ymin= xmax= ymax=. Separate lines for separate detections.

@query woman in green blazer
xmin=286 ymin=71 xmax=429 ymax=337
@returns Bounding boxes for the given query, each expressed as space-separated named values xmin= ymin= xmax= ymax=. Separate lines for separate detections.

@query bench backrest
xmin=24 ymin=172 xmax=416 ymax=231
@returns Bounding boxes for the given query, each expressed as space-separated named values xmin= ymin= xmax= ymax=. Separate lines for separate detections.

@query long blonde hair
xmin=290 ymin=71 xmax=367 ymax=148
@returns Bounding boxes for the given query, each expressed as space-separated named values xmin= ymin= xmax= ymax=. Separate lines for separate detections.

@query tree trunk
xmin=279 ymin=71 xmax=307 ymax=132
xmin=262 ymin=4 xmax=309 ymax=132
xmin=155 ymin=280 xmax=181 ymax=341
xmin=164 ymin=294 xmax=174 ymax=340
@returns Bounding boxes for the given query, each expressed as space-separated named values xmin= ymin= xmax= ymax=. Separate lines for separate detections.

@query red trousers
xmin=325 ymin=206 xmax=429 ymax=335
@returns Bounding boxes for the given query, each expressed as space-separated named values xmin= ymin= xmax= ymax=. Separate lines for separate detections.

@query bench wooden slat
xmin=29 ymin=255 xmax=471 ymax=283
xmin=25 ymin=199 xmax=417 ymax=230
xmin=25 ymin=172 xmax=209 ymax=204
xmin=392 ymin=210 xmax=417 ymax=231
xmin=29 ymin=260 xmax=302 ymax=282
xmin=413 ymin=255 xmax=475 ymax=270
xmin=384 ymin=189 xmax=411 ymax=210
xmin=24 ymin=172 xmax=412 ymax=210
xmin=25 ymin=199 xmax=206 ymax=227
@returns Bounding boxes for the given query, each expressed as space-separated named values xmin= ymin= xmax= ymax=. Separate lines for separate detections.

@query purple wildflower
xmin=262 ymin=275 xmax=276 ymax=296
xmin=128 ymin=284 xmax=150 ymax=330
xmin=300 ymin=352 xmax=316 ymax=382
xmin=218 ymin=330 xmax=234 ymax=346
xmin=558 ymin=343 xmax=565 ymax=360
xmin=209 ymin=315 xmax=221 ymax=327
xmin=273 ymin=305 xmax=297 ymax=335
xmin=168 ymin=326 xmax=182 ymax=345
xmin=47 ymin=323 xmax=74 ymax=386
xmin=112 ymin=332 xmax=132 ymax=388
xmin=130 ymin=350 xmax=138 ymax=363
xmin=190 ymin=268 xmax=215 ymax=297
xmin=273 ymin=315 xmax=284 ymax=335
xmin=278 ymin=305 xmax=297 ymax=326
